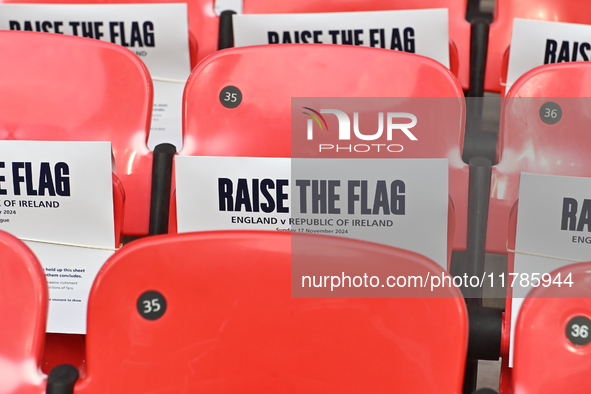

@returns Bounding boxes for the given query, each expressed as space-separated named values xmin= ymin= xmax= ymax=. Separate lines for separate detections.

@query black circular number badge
xmin=566 ymin=316 xmax=591 ymax=346
xmin=219 ymin=86 xmax=242 ymax=108
xmin=137 ymin=290 xmax=167 ymax=320
xmin=539 ymin=102 xmax=562 ymax=125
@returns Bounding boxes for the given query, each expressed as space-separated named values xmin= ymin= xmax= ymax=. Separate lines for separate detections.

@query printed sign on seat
xmin=486 ymin=0 xmax=591 ymax=93
xmin=0 ymin=140 xmax=119 ymax=377
xmin=504 ymin=19 xmax=591 ymax=95
xmin=231 ymin=9 xmax=457 ymax=85
xmin=196 ymin=0 xmax=471 ymax=90
xmin=175 ymin=156 xmax=451 ymax=269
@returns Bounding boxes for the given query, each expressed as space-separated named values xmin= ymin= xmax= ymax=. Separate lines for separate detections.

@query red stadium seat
xmin=488 ymin=61 xmax=591 ymax=255
xmin=494 ymin=60 xmax=591 ymax=385
xmin=0 ymin=31 xmax=151 ymax=237
xmin=0 ymin=30 xmax=151 ymax=375
xmin=70 ymin=231 xmax=467 ymax=393
xmin=473 ymin=60 xmax=591 ymax=393
xmin=503 ymin=205 xmax=591 ymax=393
xmin=495 ymin=61 xmax=591 ymax=383
xmin=174 ymin=44 xmax=469 ymax=258
xmin=0 ymin=0 xmax=199 ymax=68
xmin=0 ymin=230 xmax=47 ymax=394
xmin=486 ymin=0 xmax=591 ymax=93
xmin=205 ymin=0 xmax=470 ymax=90
xmin=510 ymin=260 xmax=591 ymax=394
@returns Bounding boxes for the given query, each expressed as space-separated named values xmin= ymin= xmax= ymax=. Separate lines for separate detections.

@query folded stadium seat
xmin=0 ymin=230 xmax=48 ymax=394
xmin=207 ymin=0 xmax=471 ymax=90
xmin=488 ymin=61 xmax=591 ymax=392
xmin=486 ymin=0 xmax=590 ymax=94
xmin=56 ymin=231 xmax=468 ymax=393
xmin=0 ymin=30 xmax=149 ymax=375
xmin=510 ymin=260 xmax=591 ymax=394
xmin=170 ymin=44 xmax=469 ymax=259
xmin=0 ymin=0 xmax=199 ymax=68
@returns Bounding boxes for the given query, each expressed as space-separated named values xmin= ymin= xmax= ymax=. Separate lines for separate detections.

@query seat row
xmin=2 ymin=223 xmax=590 ymax=394
xmin=1 ymin=28 xmax=591 ymax=393
xmin=1 ymin=0 xmax=589 ymax=97
xmin=2 ymin=227 xmax=590 ymax=394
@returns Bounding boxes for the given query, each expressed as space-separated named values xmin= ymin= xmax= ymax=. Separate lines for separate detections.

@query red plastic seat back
xmin=487 ymin=0 xmax=591 ymax=93
xmin=0 ymin=31 xmax=152 ymax=236
xmin=0 ymin=230 xmax=47 ymax=394
xmin=76 ymin=231 xmax=467 ymax=393
xmin=190 ymin=0 xmax=469 ymax=88
xmin=511 ymin=262 xmax=591 ymax=393
xmin=487 ymin=61 xmax=591 ymax=254
xmin=180 ymin=44 xmax=469 ymax=251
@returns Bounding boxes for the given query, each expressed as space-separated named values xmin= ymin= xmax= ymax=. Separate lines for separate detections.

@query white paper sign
xmin=0 ymin=141 xmax=115 ymax=334
xmin=175 ymin=156 xmax=448 ymax=268
xmin=233 ymin=9 xmax=450 ymax=68
xmin=507 ymin=19 xmax=591 ymax=90
xmin=509 ymin=173 xmax=591 ymax=366
xmin=0 ymin=4 xmax=192 ymax=151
